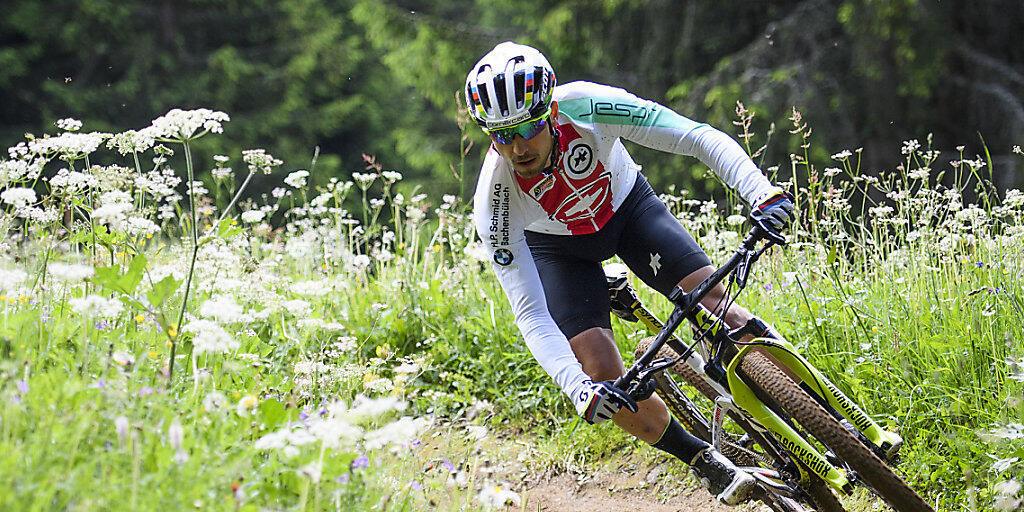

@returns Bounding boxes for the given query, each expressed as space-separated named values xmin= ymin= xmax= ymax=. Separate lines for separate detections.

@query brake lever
xmin=626 ymin=357 xmax=677 ymax=401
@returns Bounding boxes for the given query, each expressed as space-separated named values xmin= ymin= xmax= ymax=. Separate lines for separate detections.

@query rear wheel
xmin=737 ymin=350 xmax=933 ymax=512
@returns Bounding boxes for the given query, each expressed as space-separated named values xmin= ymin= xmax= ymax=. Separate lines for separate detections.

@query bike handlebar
xmin=613 ymin=216 xmax=785 ymax=395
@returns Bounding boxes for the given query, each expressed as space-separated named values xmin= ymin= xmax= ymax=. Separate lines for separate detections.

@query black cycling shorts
xmin=525 ymin=175 xmax=711 ymax=340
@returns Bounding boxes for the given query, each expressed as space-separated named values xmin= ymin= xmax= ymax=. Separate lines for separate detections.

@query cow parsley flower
xmin=48 ymin=263 xmax=95 ymax=282
xmin=1 ymin=187 xmax=36 ymax=208
xmin=28 ymin=131 xmax=110 ymax=159
xmin=240 ymin=210 xmax=264 ymax=223
xmin=91 ymin=190 xmax=134 ymax=229
xmin=363 ymin=417 xmax=430 ymax=450
xmin=0 ymin=268 xmax=28 ymax=291
xmin=145 ymin=108 xmax=230 ymax=141
xmin=49 ymin=168 xmax=98 ymax=194
xmin=56 ymin=118 xmax=83 ymax=132
xmin=200 ymin=294 xmax=244 ymax=323
xmin=0 ymin=158 xmax=45 ymax=185
xmin=107 ymin=129 xmax=156 ymax=155
xmin=183 ymin=319 xmax=239 ymax=354
xmin=242 ymin=149 xmax=282 ymax=175
xmin=69 ymin=294 xmax=124 ymax=318
xmin=284 ymin=170 xmax=309 ymax=188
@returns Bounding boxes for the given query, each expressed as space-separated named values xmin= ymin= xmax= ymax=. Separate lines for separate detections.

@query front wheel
xmin=737 ymin=350 xmax=933 ymax=512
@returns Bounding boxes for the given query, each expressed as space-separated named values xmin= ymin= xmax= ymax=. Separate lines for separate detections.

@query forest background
xmin=3 ymin=0 xmax=1023 ymax=201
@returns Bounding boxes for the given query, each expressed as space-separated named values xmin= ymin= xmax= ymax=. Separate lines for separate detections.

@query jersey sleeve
xmin=556 ymin=81 xmax=778 ymax=205
xmin=472 ymin=152 xmax=591 ymax=403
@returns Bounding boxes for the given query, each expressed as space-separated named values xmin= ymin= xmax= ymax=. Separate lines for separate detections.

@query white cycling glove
xmin=573 ymin=380 xmax=639 ymax=424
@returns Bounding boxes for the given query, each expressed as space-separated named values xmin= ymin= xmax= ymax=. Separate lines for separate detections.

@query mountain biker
xmin=466 ymin=41 xmax=794 ymax=506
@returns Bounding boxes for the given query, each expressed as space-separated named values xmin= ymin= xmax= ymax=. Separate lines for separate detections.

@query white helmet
xmin=465 ymin=41 xmax=556 ymax=130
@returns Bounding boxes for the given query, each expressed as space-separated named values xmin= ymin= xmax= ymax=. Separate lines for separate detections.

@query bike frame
xmin=612 ymin=223 xmax=902 ymax=495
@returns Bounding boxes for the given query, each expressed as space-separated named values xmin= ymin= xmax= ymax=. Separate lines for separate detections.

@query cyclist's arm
xmin=472 ymin=153 xmax=591 ymax=401
xmin=557 ymin=82 xmax=778 ymax=205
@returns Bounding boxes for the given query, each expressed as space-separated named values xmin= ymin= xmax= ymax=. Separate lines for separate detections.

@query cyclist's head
xmin=465 ymin=41 xmax=556 ymax=132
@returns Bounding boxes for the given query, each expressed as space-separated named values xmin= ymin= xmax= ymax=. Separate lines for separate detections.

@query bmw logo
xmin=493 ymin=248 xmax=514 ymax=266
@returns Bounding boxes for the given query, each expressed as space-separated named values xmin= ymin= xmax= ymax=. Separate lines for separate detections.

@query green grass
xmin=0 ymin=110 xmax=1021 ymax=510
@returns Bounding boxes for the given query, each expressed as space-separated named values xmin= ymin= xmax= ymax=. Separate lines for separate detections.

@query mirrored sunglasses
xmin=486 ymin=111 xmax=550 ymax=145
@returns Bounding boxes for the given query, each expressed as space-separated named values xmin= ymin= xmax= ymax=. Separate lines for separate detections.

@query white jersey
xmin=472 ymin=80 xmax=777 ymax=403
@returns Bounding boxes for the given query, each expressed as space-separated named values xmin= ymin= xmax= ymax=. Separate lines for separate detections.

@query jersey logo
xmin=493 ymin=248 xmax=514 ymax=266
xmin=552 ymin=172 xmax=613 ymax=227
xmin=530 ymin=174 xmax=556 ymax=199
xmin=565 ymin=140 xmax=595 ymax=176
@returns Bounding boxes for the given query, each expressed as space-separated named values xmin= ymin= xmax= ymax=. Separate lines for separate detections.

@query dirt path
xmin=519 ymin=467 xmax=738 ymax=512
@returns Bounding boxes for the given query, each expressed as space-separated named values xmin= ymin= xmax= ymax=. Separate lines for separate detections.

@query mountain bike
xmin=604 ymin=216 xmax=933 ymax=512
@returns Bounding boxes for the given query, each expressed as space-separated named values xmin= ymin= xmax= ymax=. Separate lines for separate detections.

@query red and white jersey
xmin=472 ymin=81 xmax=777 ymax=402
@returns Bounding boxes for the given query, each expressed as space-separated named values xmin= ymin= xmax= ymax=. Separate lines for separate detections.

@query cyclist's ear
xmin=550 ymin=100 xmax=559 ymax=119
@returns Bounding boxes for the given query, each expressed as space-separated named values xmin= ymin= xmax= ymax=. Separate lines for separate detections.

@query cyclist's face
xmin=491 ymin=101 xmax=559 ymax=179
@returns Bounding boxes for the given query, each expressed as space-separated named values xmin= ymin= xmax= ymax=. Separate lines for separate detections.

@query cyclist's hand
xmin=752 ymin=187 xmax=794 ymax=233
xmin=573 ymin=380 xmax=639 ymax=424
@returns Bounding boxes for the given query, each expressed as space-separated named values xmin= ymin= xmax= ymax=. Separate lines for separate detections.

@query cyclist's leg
xmin=614 ymin=177 xmax=752 ymax=327
xmin=524 ymin=242 xmax=676 ymax=443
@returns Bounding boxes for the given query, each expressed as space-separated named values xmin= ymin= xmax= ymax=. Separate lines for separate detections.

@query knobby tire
xmin=638 ymin=338 xmax=846 ymax=512
xmin=737 ymin=350 xmax=933 ymax=512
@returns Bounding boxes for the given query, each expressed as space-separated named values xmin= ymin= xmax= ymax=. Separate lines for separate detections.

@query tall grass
xmin=0 ymin=109 xmax=1020 ymax=510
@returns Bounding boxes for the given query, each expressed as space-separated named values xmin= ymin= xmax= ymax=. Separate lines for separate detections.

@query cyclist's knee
xmin=568 ymin=327 xmax=626 ymax=382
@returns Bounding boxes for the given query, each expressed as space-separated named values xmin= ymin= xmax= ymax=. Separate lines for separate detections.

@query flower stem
xmin=218 ymin=170 xmax=255 ymax=223
xmin=169 ymin=140 xmax=201 ymax=382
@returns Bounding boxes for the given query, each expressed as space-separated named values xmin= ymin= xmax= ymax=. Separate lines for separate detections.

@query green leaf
xmin=827 ymin=245 xmax=838 ymax=266
xmin=146 ymin=275 xmax=181 ymax=308
xmin=258 ymin=398 xmax=287 ymax=429
xmin=94 ymin=254 xmax=147 ymax=295
xmin=217 ymin=218 xmax=244 ymax=239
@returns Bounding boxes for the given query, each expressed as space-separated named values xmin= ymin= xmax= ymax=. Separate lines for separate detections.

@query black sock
xmin=651 ymin=417 xmax=709 ymax=464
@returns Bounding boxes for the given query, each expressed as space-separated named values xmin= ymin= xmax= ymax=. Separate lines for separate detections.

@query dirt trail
xmin=519 ymin=467 xmax=738 ymax=512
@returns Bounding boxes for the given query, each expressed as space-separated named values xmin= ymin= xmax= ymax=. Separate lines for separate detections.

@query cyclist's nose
xmin=512 ymin=135 xmax=530 ymax=156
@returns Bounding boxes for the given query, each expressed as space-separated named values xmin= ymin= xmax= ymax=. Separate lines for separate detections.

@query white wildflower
xmin=901 ymin=139 xmax=920 ymax=155
xmin=477 ymin=483 xmax=521 ymax=509
xmin=272 ymin=187 xmax=287 ymax=198
xmin=28 ymin=131 xmax=110 ymax=158
xmin=352 ymin=172 xmax=376 ymax=189
xmin=284 ymin=170 xmax=310 ymax=188
xmin=69 ymin=294 xmax=124 ymax=318
xmin=236 ymin=395 xmax=258 ymax=417
xmin=0 ymin=269 xmax=28 ymax=291
xmin=299 ymin=462 xmax=322 ymax=482
xmin=363 ymin=416 xmax=430 ymax=450
xmin=91 ymin=190 xmax=134 ymax=229
xmin=0 ymin=158 xmax=45 ymax=185
xmin=199 ymin=294 xmax=244 ymax=323
xmin=281 ymin=299 xmax=311 ymax=317
xmin=145 ymin=108 xmax=229 ymax=141
xmin=49 ymin=168 xmax=98 ymax=194
xmin=106 ymin=130 xmax=156 ymax=155
xmin=1 ymin=187 xmax=36 ymax=208
xmin=348 ymin=395 xmax=408 ymax=420
xmin=242 ymin=149 xmax=282 ymax=175
xmin=112 ymin=350 xmax=135 ymax=367
xmin=381 ymin=171 xmax=402 ymax=183
xmin=168 ymin=419 xmax=184 ymax=450
xmin=114 ymin=416 xmax=130 ymax=445
xmin=56 ymin=118 xmax=83 ymax=132
xmin=125 ymin=217 xmax=160 ymax=236
xmin=240 ymin=210 xmax=265 ymax=223
xmin=183 ymin=319 xmax=239 ymax=355
xmin=202 ymin=391 xmax=228 ymax=412
xmin=48 ymin=263 xmax=94 ymax=282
